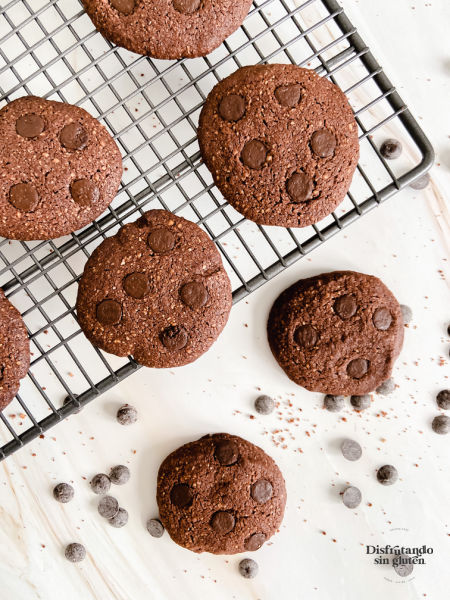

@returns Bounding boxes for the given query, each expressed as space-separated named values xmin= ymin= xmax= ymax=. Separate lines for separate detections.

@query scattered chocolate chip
xmin=294 ymin=324 xmax=318 ymax=347
xmin=334 ymin=294 xmax=357 ymax=319
xmin=310 ymin=129 xmax=336 ymax=158
xmin=342 ymin=486 xmax=361 ymax=509
xmin=254 ymin=394 xmax=275 ymax=415
xmin=53 ymin=482 xmax=74 ymax=503
xmin=210 ymin=511 xmax=235 ymax=534
xmin=96 ymin=299 xmax=122 ymax=325
xmin=123 ymin=272 xmax=149 ymax=299
xmin=432 ymin=415 xmax=450 ymax=435
xmin=286 ymin=172 xmax=313 ymax=203
xmin=98 ymin=495 xmax=119 ymax=519
xmin=90 ymin=473 xmax=111 ymax=495
xmin=179 ymin=281 xmax=208 ymax=309
xmin=244 ymin=532 xmax=266 ymax=551
xmin=447 ymin=323 xmax=450 ymax=337
xmin=251 ymin=479 xmax=273 ymax=504
xmin=400 ymin=304 xmax=413 ymax=324
xmin=377 ymin=464 xmax=398 ymax=485
xmin=410 ymin=173 xmax=430 ymax=190
xmin=109 ymin=465 xmax=130 ymax=485
xmin=380 ymin=138 xmax=402 ymax=160
xmin=218 ymin=94 xmax=245 ymax=121
xmin=393 ymin=556 xmax=414 ymax=578
xmin=16 ymin=113 xmax=45 ymax=138
xmin=70 ymin=179 xmax=99 ymax=206
xmin=147 ymin=518 xmax=165 ymax=538
xmin=109 ymin=507 xmax=128 ymax=528
xmin=347 ymin=358 xmax=369 ymax=379
xmin=341 ymin=439 xmax=362 ymax=461
xmin=324 ymin=395 xmax=344 ymax=412
xmin=63 ymin=395 xmax=82 ymax=414
xmin=215 ymin=439 xmax=239 ymax=466
xmin=9 ymin=183 xmax=39 ymax=212
xmin=372 ymin=307 xmax=392 ymax=331
xmin=350 ymin=394 xmax=371 ymax=410
xmin=170 ymin=483 xmax=193 ymax=508
xmin=116 ymin=404 xmax=138 ymax=425
xmin=173 ymin=0 xmax=201 ymax=13
xmin=274 ymin=84 xmax=301 ymax=107
xmin=65 ymin=542 xmax=86 ymax=563
xmin=239 ymin=558 xmax=259 ymax=579
xmin=110 ymin=0 xmax=135 ymax=14
xmin=160 ymin=325 xmax=188 ymax=350
xmin=147 ymin=228 xmax=176 ymax=253
xmin=59 ymin=122 xmax=88 ymax=150
xmin=436 ymin=390 xmax=450 ymax=410
xmin=241 ymin=140 xmax=267 ymax=169
xmin=376 ymin=378 xmax=395 ymax=396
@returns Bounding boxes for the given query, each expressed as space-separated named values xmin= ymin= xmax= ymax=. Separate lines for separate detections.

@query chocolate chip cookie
xmin=0 ymin=289 xmax=30 ymax=410
xmin=0 ymin=96 xmax=122 ymax=240
xmin=157 ymin=433 xmax=286 ymax=554
xmin=267 ymin=271 xmax=404 ymax=395
xmin=198 ymin=64 xmax=359 ymax=227
xmin=82 ymin=0 xmax=252 ymax=59
xmin=76 ymin=210 xmax=232 ymax=367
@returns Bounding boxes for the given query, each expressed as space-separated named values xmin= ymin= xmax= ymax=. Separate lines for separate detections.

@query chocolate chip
xmin=286 ymin=172 xmax=313 ymax=203
xmin=376 ymin=378 xmax=395 ymax=396
xmin=254 ymin=394 xmax=275 ymax=415
xmin=90 ymin=473 xmax=111 ymax=495
xmin=98 ymin=495 xmax=119 ymax=519
xmin=16 ymin=113 xmax=44 ymax=138
xmin=116 ymin=404 xmax=137 ymax=425
xmin=274 ymin=84 xmax=301 ymax=107
xmin=334 ymin=294 xmax=357 ymax=319
xmin=341 ymin=439 xmax=362 ymax=461
xmin=380 ymin=138 xmax=402 ymax=159
xmin=239 ymin=558 xmax=259 ymax=578
xmin=311 ymin=129 xmax=336 ymax=158
xmin=110 ymin=0 xmax=135 ymax=14
xmin=432 ymin=415 xmax=450 ymax=435
xmin=53 ymin=482 xmax=74 ymax=503
xmin=347 ymin=358 xmax=369 ymax=379
xmin=109 ymin=465 xmax=130 ymax=485
xmin=160 ymin=325 xmax=188 ymax=350
xmin=436 ymin=390 xmax=450 ymax=410
xmin=251 ymin=479 xmax=273 ymax=504
xmin=170 ymin=483 xmax=193 ymax=508
xmin=65 ymin=543 xmax=86 ymax=563
xmin=147 ymin=228 xmax=176 ymax=253
xmin=294 ymin=324 xmax=318 ymax=348
xmin=147 ymin=518 xmax=165 ymax=538
xmin=109 ymin=507 xmax=128 ymax=528
xmin=96 ymin=299 xmax=122 ymax=325
xmin=410 ymin=173 xmax=430 ymax=190
xmin=180 ymin=281 xmax=208 ymax=309
xmin=210 ymin=511 xmax=235 ymax=534
xmin=323 ymin=394 xmax=344 ymax=412
xmin=9 ymin=183 xmax=39 ymax=212
xmin=241 ymin=140 xmax=267 ymax=169
xmin=377 ymin=464 xmax=398 ymax=485
xmin=173 ymin=0 xmax=201 ymax=13
xmin=59 ymin=123 xmax=88 ymax=150
xmin=70 ymin=179 xmax=100 ymax=206
xmin=342 ymin=486 xmax=361 ymax=509
xmin=393 ymin=556 xmax=414 ymax=578
xmin=123 ymin=272 xmax=149 ymax=299
xmin=244 ymin=532 xmax=266 ymax=551
xmin=372 ymin=307 xmax=392 ymax=331
xmin=350 ymin=394 xmax=371 ymax=410
xmin=215 ymin=439 xmax=239 ymax=466
xmin=447 ymin=323 xmax=450 ymax=336
xmin=218 ymin=94 xmax=245 ymax=121
xmin=400 ymin=304 xmax=413 ymax=324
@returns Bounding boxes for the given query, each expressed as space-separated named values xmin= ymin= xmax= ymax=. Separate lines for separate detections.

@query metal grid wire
xmin=0 ymin=0 xmax=433 ymax=459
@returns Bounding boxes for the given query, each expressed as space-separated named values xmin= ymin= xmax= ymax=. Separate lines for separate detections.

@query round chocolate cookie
xmin=0 ymin=96 xmax=122 ymax=240
xmin=198 ymin=64 xmax=359 ymax=228
xmin=267 ymin=271 xmax=404 ymax=395
xmin=82 ymin=0 xmax=252 ymax=59
xmin=76 ymin=210 xmax=232 ymax=367
xmin=157 ymin=433 xmax=286 ymax=554
xmin=0 ymin=289 xmax=30 ymax=410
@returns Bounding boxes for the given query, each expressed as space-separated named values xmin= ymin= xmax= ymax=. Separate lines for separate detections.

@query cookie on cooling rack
xmin=0 ymin=289 xmax=30 ymax=411
xmin=267 ymin=271 xmax=404 ymax=395
xmin=76 ymin=209 xmax=232 ymax=368
xmin=82 ymin=0 xmax=253 ymax=59
xmin=0 ymin=96 xmax=122 ymax=240
xmin=157 ymin=433 xmax=286 ymax=554
xmin=198 ymin=64 xmax=360 ymax=228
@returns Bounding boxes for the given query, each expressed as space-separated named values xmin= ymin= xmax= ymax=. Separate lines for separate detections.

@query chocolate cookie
xmin=76 ymin=210 xmax=231 ymax=367
xmin=0 ymin=289 xmax=30 ymax=410
xmin=82 ymin=0 xmax=252 ymax=59
xmin=267 ymin=271 xmax=404 ymax=395
xmin=157 ymin=433 xmax=286 ymax=554
xmin=198 ymin=64 xmax=359 ymax=228
xmin=0 ymin=96 xmax=122 ymax=240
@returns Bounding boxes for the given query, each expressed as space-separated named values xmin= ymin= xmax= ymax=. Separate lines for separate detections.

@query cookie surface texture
xmin=198 ymin=64 xmax=359 ymax=227
xmin=76 ymin=209 xmax=232 ymax=367
xmin=157 ymin=433 xmax=286 ymax=554
xmin=267 ymin=271 xmax=404 ymax=395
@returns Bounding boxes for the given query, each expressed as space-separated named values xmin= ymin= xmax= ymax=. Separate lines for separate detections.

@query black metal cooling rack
xmin=0 ymin=0 xmax=433 ymax=459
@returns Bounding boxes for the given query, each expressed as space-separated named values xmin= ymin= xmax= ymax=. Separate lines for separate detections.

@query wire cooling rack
xmin=0 ymin=0 xmax=433 ymax=459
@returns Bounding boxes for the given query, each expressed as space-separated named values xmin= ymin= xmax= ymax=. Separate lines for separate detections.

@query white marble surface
xmin=0 ymin=0 xmax=449 ymax=599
